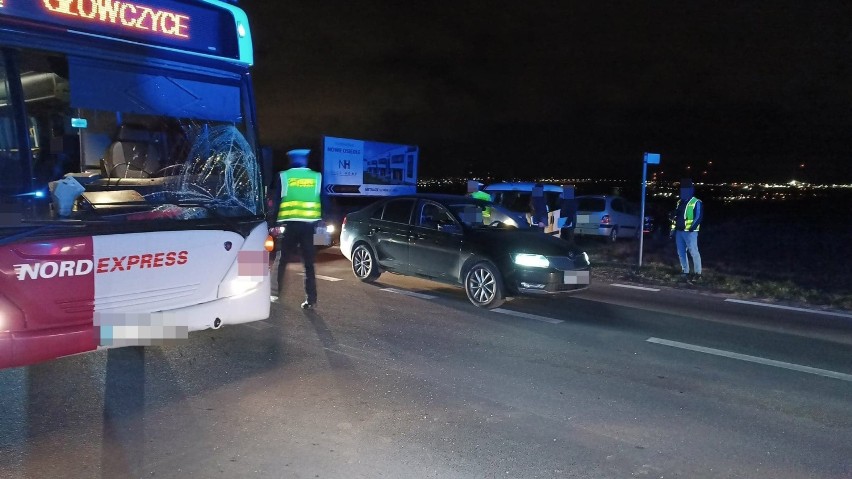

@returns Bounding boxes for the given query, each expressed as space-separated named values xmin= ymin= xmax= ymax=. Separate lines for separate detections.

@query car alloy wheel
xmin=464 ymin=261 xmax=504 ymax=309
xmin=352 ymin=243 xmax=380 ymax=282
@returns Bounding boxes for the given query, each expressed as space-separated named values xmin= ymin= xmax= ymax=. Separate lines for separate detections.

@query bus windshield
xmin=1 ymin=49 xmax=262 ymax=224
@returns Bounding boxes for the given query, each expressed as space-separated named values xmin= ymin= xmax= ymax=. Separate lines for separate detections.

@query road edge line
xmin=647 ymin=337 xmax=852 ymax=382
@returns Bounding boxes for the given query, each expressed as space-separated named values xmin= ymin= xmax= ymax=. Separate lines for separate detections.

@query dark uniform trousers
xmin=277 ymin=221 xmax=317 ymax=304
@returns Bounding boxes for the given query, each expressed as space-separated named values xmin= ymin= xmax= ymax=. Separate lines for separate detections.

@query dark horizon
xmin=243 ymin=1 xmax=852 ymax=184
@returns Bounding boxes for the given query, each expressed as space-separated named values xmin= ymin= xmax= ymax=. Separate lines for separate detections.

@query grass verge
xmin=579 ymin=236 xmax=852 ymax=312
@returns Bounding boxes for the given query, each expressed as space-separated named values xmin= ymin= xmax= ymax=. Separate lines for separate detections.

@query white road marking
xmin=647 ymin=337 xmax=852 ymax=382
xmin=724 ymin=298 xmax=852 ymax=319
xmin=298 ymin=272 xmax=343 ymax=282
xmin=492 ymin=308 xmax=564 ymax=324
xmin=611 ymin=283 xmax=661 ymax=292
xmin=380 ymin=288 xmax=437 ymax=300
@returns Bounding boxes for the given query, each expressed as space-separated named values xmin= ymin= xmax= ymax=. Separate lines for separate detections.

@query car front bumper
xmin=509 ymin=267 xmax=591 ymax=295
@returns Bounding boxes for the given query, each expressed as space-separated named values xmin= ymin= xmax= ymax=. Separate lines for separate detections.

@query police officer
xmin=268 ymin=149 xmax=322 ymax=308
xmin=467 ymin=180 xmax=492 ymax=202
xmin=467 ymin=180 xmax=492 ymax=223
xmin=670 ymin=178 xmax=703 ymax=282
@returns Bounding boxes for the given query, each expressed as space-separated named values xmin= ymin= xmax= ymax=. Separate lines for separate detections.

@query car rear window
xmin=578 ymin=198 xmax=605 ymax=212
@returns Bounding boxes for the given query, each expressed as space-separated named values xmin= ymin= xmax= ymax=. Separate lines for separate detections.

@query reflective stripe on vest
xmin=277 ymin=169 xmax=322 ymax=222
xmin=684 ymin=197 xmax=700 ymax=231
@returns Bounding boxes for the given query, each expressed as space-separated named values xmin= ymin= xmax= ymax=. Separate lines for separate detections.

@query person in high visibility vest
xmin=670 ymin=178 xmax=703 ymax=283
xmin=466 ymin=180 xmax=492 ymax=223
xmin=268 ymin=149 xmax=322 ymax=308
xmin=467 ymin=180 xmax=492 ymax=202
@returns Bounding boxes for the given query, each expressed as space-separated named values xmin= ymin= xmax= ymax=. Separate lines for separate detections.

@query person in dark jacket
xmin=559 ymin=184 xmax=578 ymax=245
xmin=530 ymin=183 xmax=548 ymax=229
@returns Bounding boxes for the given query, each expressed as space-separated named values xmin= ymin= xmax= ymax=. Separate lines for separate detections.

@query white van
xmin=483 ymin=182 xmax=564 ymax=236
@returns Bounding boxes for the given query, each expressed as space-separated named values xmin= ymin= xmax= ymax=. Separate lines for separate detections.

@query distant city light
xmin=417 ymin=176 xmax=851 ymax=204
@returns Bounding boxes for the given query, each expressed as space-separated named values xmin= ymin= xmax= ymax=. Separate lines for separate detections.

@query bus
xmin=0 ymin=0 xmax=271 ymax=369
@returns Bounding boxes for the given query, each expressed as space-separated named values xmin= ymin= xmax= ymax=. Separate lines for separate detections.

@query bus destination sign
xmin=42 ymin=0 xmax=191 ymax=39
xmin=0 ymin=0 xmax=238 ymax=59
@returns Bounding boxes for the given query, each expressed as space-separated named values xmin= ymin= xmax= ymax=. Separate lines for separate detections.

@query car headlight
xmin=326 ymin=224 xmax=335 ymax=234
xmin=514 ymin=253 xmax=550 ymax=268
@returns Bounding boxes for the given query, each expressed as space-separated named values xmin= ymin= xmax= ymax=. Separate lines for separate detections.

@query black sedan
xmin=340 ymin=194 xmax=591 ymax=308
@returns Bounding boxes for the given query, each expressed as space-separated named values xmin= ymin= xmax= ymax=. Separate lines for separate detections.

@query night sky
xmin=241 ymin=1 xmax=852 ymax=183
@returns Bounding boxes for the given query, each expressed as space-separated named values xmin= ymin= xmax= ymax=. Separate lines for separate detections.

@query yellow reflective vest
xmin=276 ymin=168 xmax=322 ymax=222
xmin=671 ymin=197 xmax=701 ymax=232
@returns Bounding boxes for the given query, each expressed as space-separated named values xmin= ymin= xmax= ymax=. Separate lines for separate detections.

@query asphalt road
xmin=1 ymin=248 xmax=850 ymax=479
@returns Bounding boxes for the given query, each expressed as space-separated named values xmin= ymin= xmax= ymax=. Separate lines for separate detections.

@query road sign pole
xmin=639 ymin=152 xmax=660 ymax=268
xmin=639 ymin=159 xmax=647 ymax=267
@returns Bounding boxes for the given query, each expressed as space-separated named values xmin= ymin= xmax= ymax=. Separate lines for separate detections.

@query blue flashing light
xmin=15 ymin=190 xmax=46 ymax=198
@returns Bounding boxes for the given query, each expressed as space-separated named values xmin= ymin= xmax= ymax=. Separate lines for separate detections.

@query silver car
xmin=574 ymin=195 xmax=642 ymax=242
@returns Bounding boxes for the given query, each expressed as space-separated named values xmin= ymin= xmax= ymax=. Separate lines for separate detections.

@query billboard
xmin=322 ymin=136 xmax=418 ymax=196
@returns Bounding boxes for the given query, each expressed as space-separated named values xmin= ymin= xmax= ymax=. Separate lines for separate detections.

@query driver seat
xmin=103 ymin=126 xmax=162 ymax=178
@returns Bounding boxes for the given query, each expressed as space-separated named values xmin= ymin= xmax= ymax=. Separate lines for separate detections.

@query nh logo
xmin=339 ymin=160 xmax=350 ymax=169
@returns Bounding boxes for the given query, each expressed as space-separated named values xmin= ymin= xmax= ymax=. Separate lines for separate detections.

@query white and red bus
xmin=0 ymin=0 xmax=271 ymax=369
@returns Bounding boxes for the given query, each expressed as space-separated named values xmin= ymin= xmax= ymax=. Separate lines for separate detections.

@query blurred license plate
xmin=564 ymin=270 xmax=589 ymax=284
xmin=313 ymin=232 xmax=331 ymax=246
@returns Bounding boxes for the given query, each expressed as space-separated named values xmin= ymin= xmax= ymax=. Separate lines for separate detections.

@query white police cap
xmin=287 ymin=149 xmax=310 ymax=166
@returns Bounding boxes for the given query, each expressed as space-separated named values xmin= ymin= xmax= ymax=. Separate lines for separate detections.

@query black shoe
xmin=678 ymin=273 xmax=690 ymax=283
xmin=300 ymin=301 xmax=315 ymax=309
xmin=690 ymin=274 xmax=702 ymax=284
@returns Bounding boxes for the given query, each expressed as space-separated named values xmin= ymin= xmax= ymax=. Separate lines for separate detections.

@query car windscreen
xmin=448 ymin=203 xmax=529 ymax=229
xmin=490 ymin=191 xmax=531 ymax=213
xmin=577 ymin=198 xmax=606 ymax=212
